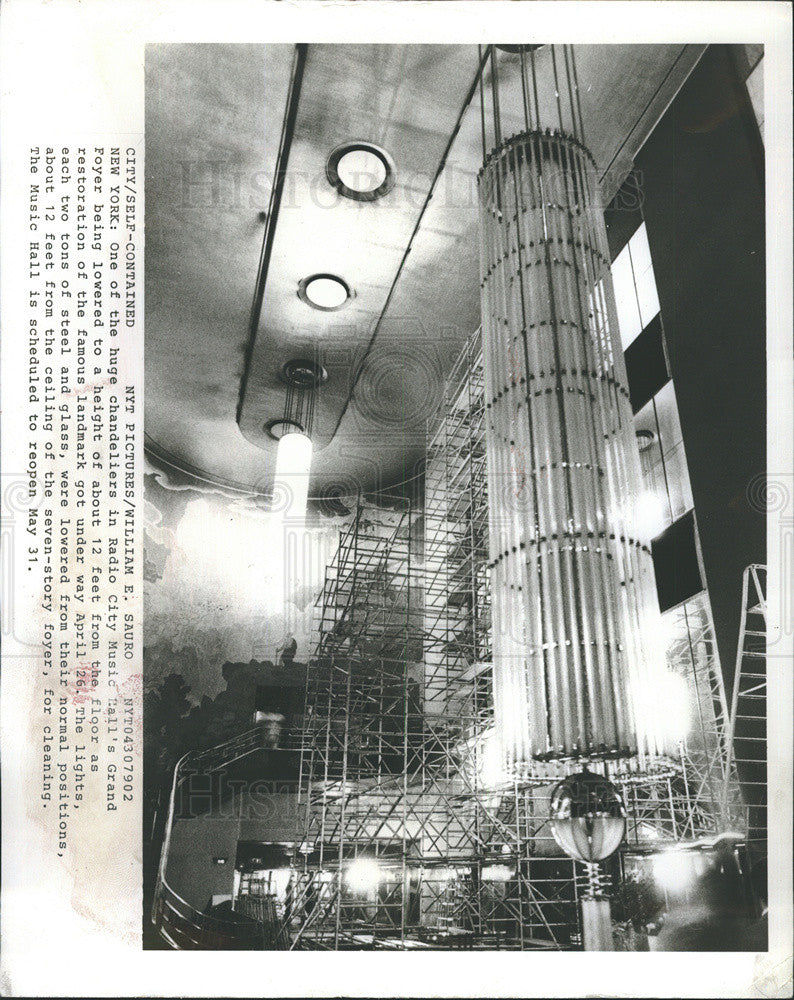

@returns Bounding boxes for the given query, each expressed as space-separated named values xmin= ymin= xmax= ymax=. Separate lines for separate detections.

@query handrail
xmin=152 ymin=723 xmax=301 ymax=948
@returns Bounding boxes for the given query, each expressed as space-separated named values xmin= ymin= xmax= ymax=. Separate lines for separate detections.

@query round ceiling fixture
xmin=264 ymin=417 xmax=303 ymax=440
xmin=280 ymin=358 xmax=327 ymax=388
xmin=264 ymin=360 xmax=328 ymax=440
xmin=298 ymin=273 xmax=352 ymax=312
xmin=326 ymin=141 xmax=395 ymax=202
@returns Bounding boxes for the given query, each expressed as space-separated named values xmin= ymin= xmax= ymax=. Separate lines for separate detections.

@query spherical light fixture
xmin=326 ymin=141 xmax=395 ymax=202
xmin=549 ymin=769 xmax=626 ymax=950
xmin=549 ymin=770 xmax=627 ymax=864
xmin=298 ymin=273 xmax=352 ymax=312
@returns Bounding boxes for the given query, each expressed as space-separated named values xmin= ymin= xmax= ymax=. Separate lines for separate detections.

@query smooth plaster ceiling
xmin=145 ymin=42 xmax=704 ymax=502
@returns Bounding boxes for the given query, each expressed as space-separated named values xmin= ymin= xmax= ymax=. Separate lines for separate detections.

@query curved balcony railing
xmin=152 ymin=724 xmax=300 ymax=950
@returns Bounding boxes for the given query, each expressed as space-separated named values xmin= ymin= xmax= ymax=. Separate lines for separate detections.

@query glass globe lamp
xmin=549 ymin=770 xmax=627 ymax=864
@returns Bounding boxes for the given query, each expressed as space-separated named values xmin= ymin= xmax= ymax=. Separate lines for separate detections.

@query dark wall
xmin=636 ymin=44 xmax=765 ymax=687
xmin=168 ymin=786 xmax=304 ymax=910
xmin=604 ymin=171 xmax=644 ymax=261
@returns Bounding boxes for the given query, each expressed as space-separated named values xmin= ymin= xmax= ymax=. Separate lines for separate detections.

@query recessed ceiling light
xmin=264 ymin=418 xmax=303 ymax=441
xmin=326 ymin=141 xmax=395 ymax=202
xmin=337 ymin=149 xmax=387 ymax=193
xmin=298 ymin=273 xmax=352 ymax=311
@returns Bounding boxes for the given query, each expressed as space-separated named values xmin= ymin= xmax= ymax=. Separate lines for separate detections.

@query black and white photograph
xmin=142 ymin=40 xmax=771 ymax=953
xmin=1 ymin=2 xmax=791 ymax=995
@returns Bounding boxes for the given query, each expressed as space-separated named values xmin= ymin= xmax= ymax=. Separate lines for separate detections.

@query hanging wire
xmin=550 ymin=45 xmax=565 ymax=135
xmin=529 ymin=47 xmax=542 ymax=133
xmin=283 ymin=380 xmax=316 ymax=437
xmin=478 ymin=44 xmax=487 ymax=167
xmin=489 ymin=45 xmax=502 ymax=149
xmin=570 ymin=44 xmax=587 ymax=147
xmin=519 ymin=47 xmax=532 ymax=133
xmin=562 ymin=45 xmax=579 ymax=143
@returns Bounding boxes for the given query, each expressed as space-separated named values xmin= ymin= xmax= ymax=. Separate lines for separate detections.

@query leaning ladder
xmin=722 ymin=564 xmax=767 ymax=842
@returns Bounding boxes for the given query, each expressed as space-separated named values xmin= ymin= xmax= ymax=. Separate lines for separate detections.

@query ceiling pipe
xmin=236 ymin=43 xmax=308 ymax=426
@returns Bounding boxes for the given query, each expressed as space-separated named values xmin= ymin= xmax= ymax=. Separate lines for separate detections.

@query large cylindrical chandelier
xmin=478 ymin=46 xmax=668 ymax=778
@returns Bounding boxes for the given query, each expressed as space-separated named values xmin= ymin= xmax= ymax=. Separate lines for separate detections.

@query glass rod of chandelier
xmin=477 ymin=45 xmax=672 ymax=779
xmin=477 ymin=44 xmax=587 ymax=163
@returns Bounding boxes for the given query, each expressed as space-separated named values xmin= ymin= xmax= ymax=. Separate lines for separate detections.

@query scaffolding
xmin=421 ymin=326 xmax=580 ymax=949
xmin=420 ymin=325 xmax=750 ymax=926
xmin=608 ymin=589 xmax=747 ymax=850
xmin=286 ymin=496 xmax=576 ymax=950
xmin=284 ymin=326 xmax=750 ymax=952
xmin=723 ymin=565 xmax=767 ymax=844
xmin=288 ymin=505 xmax=419 ymax=949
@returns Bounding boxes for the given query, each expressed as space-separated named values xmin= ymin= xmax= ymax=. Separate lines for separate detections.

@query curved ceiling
xmin=145 ymin=42 xmax=704 ymax=501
